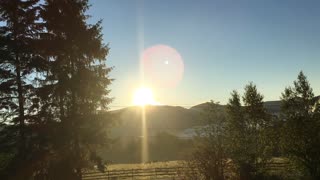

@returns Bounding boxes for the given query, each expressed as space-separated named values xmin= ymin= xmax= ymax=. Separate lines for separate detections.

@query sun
xmin=133 ymin=87 xmax=157 ymax=106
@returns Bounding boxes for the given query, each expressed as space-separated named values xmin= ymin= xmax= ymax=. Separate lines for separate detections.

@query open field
xmin=84 ymin=161 xmax=196 ymax=180
xmin=106 ymin=161 xmax=183 ymax=171
xmin=105 ymin=158 xmax=289 ymax=170
xmin=83 ymin=158 xmax=300 ymax=180
xmin=82 ymin=161 xmax=192 ymax=180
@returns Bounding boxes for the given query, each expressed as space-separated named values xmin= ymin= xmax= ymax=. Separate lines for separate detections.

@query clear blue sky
xmin=88 ymin=0 xmax=320 ymax=108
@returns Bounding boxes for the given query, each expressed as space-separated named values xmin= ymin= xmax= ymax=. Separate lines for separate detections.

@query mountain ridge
xmin=110 ymin=96 xmax=319 ymax=138
xmin=110 ymin=100 xmax=281 ymax=138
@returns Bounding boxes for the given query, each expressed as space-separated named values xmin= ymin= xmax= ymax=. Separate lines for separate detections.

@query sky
xmin=88 ymin=0 xmax=320 ymax=109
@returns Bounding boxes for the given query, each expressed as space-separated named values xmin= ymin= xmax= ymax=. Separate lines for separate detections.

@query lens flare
xmin=141 ymin=106 xmax=148 ymax=163
xmin=141 ymin=45 xmax=184 ymax=88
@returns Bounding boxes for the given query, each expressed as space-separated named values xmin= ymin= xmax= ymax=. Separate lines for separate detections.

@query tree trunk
xmin=16 ymin=62 xmax=26 ymax=155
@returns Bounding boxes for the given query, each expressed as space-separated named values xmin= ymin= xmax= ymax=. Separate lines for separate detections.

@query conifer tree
xmin=226 ymin=90 xmax=250 ymax=179
xmin=0 ymin=0 xmax=45 ymax=178
xmin=226 ymin=84 xmax=272 ymax=179
xmin=242 ymin=82 xmax=271 ymax=175
xmin=38 ymin=0 xmax=113 ymax=179
xmin=281 ymin=71 xmax=320 ymax=179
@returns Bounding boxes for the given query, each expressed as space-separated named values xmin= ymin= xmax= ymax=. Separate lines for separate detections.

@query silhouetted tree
xmin=0 ymin=0 xmax=47 ymax=179
xmin=0 ymin=0 xmax=113 ymax=179
xmin=37 ymin=0 xmax=113 ymax=179
xmin=281 ymin=71 xmax=320 ymax=179
xmin=226 ymin=83 xmax=272 ymax=179
xmin=242 ymin=82 xmax=272 ymax=171
xmin=226 ymin=90 xmax=251 ymax=179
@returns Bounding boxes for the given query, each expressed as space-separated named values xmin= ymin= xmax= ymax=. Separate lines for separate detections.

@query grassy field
xmin=106 ymin=158 xmax=289 ymax=170
xmin=106 ymin=160 xmax=183 ymax=171
xmin=83 ymin=158 xmax=302 ymax=180
xmin=84 ymin=161 xmax=192 ymax=180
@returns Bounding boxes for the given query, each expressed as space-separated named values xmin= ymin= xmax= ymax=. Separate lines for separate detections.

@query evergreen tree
xmin=226 ymin=90 xmax=251 ymax=179
xmin=242 ymin=82 xmax=272 ymax=172
xmin=37 ymin=0 xmax=113 ymax=179
xmin=281 ymin=71 xmax=320 ymax=179
xmin=243 ymin=83 xmax=272 ymax=176
xmin=0 ymin=0 xmax=46 ymax=179
xmin=226 ymin=83 xmax=272 ymax=179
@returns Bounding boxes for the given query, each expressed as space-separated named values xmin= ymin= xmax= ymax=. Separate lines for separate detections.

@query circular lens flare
xmin=141 ymin=45 xmax=184 ymax=88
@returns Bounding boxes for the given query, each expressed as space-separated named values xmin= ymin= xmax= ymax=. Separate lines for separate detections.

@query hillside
xmin=110 ymin=96 xmax=320 ymax=138
xmin=190 ymin=101 xmax=282 ymax=115
xmin=110 ymin=105 xmax=203 ymax=138
xmin=110 ymin=100 xmax=284 ymax=138
xmin=104 ymin=97 xmax=318 ymax=163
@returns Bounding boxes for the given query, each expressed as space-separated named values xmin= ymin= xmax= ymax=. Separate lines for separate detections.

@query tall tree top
xmin=243 ymin=82 xmax=264 ymax=107
xmin=294 ymin=71 xmax=314 ymax=100
xmin=228 ymin=90 xmax=241 ymax=108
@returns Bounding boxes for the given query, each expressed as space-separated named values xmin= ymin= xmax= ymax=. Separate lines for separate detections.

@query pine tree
xmin=281 ymin=71 xmax=320 ymax=179
xmin=242 ymin=82 xmax=271 ymax=176
xmin=226 ymin=90 xmax=251 ymax=179
xmin=0 ymin=0 xmax=46 ymax=178
xmin=226 ymin=84 xmax=272 ymax=179
xmin=38 ymin=0 xmax=113 ymax=179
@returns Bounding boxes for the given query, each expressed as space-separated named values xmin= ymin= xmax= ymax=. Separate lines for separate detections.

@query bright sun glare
xmin=133 ymin=87 xmax=157 ymax=106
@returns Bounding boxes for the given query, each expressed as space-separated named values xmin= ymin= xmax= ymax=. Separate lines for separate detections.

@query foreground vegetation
xmin=0 ymin=0 xmax=112 ymax=179
xmin=190 ymin=72 xmax=320 ymax=180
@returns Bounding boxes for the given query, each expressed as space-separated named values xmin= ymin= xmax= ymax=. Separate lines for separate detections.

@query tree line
xmin=191 ymin=72 xmax=320 ymax=180
xmin=0 ymin=0 xmax=112 ymax=179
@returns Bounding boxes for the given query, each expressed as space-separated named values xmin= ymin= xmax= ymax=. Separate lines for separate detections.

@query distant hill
xmin=189 ymin=102 xmax=226 ymax=112
xmin=110 ymin=96 xmax=320 ymax=138
xmin=110 ymin=105 xmax=203 ymax=138
xmin=263 ymin=101 xmax=281 ymax=115
xmin=262 ymin=95 xmax=320 ymax=115
xmin=190 ymin=101 xmax=282 ymax=114
xmin=110 ymin=100 xmax=284 ymax=138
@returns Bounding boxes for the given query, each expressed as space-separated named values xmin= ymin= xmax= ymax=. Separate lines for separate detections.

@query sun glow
xmin=133 ymin=87 xmax=157 ymax=106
